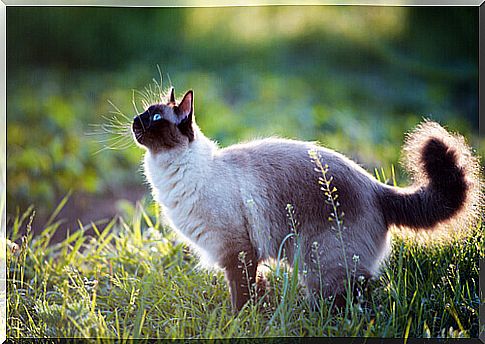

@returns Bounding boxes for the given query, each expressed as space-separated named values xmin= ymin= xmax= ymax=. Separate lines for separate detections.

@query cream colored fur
xmin=143 ymin=122 xmax=391 ymax=293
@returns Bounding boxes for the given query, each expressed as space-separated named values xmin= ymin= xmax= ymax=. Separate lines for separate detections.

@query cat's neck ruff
xmin=143 ymin=125 xmax=218 ymax=209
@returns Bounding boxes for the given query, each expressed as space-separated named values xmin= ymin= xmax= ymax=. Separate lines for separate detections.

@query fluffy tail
xmin=378 ymin=120 xmax=482 ymax=230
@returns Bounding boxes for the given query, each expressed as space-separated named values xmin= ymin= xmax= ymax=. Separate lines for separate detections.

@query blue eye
xmin=152 ymin=113 xmax=162 ymax=121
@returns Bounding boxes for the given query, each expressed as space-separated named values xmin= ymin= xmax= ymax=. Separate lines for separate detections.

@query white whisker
xmin=91 ymin=71 xmax=169 ymax=155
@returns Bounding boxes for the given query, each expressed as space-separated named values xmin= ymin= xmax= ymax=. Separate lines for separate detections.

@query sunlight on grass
xmin=6 ymin=196 xmax=482 ymax=339
xmin=186 ymin=7 xmax=407 ymax=45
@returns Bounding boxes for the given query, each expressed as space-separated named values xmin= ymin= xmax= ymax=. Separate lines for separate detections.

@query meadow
xmin=6 ymin=197 xmax=482 ymax=338
xmin=5 ymin=6 xmax=482 ymax=340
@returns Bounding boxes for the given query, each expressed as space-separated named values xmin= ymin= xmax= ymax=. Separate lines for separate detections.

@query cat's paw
xmin=252 ymin=272 xmax=274 ymax=313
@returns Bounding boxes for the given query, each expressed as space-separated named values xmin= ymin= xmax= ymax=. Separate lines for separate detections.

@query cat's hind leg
xmin=300 ymin=233 xmax=375 ymax=311
xmin=221 ymin=244 xmax=261 ymax=312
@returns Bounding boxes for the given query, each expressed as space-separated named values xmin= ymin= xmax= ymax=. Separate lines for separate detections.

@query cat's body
xmin=134 ymin=88 xmax=481 ymax=311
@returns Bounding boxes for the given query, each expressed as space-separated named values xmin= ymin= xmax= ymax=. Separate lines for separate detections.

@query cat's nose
xmin=133 ymin=114 xmax=145 ymax=123
xmin=132 ymin=115 xmax=143 ymax=129
xmin=133 ymin=113 xmax=151 ymax=130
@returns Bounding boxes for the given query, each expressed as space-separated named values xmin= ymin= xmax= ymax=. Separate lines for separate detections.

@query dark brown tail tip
xmin=421 ymin=137 xmax=468 ymax=214
xmin=383 ymin=121 xmax=482 ymax=231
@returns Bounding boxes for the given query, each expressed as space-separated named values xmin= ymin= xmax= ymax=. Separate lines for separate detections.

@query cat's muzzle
xmin=132 ymin=116 xmax=146 ymax=144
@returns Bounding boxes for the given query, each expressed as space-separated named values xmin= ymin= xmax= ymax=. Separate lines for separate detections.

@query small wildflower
xmin=7 ymin=239 xmax=20 ymax=256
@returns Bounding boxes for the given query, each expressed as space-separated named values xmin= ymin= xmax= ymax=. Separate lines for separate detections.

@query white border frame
xmin=1 ymin=1 xmax=6 ymax=343
xmin=1 ymin=0 xmax=485 ymax=6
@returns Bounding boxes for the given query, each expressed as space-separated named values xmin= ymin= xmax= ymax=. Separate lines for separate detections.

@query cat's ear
xmin=176 ymin=90 xmax=193 ymax=121
xmin=176 ymin=90 xmax=195 ymax=141
xmin=168 ymin=87 xmax=176 ymax=104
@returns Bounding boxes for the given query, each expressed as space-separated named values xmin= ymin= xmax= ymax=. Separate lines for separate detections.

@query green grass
xmin=6 ymin=196 xmax=482 ymax=339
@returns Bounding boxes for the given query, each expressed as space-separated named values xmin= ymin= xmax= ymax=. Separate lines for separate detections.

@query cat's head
xmin=132 ymin=88 xmax=195 ymax=152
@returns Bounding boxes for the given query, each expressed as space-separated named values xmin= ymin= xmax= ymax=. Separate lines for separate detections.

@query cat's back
xmin=217 ymin=137 xmax=372 ymax=182
xmin=215 ymin=137 xmax=380 ymax=225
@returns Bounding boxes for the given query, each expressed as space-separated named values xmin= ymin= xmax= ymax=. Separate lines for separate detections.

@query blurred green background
xmin=6 ymin=6 xmax=480 ymax=235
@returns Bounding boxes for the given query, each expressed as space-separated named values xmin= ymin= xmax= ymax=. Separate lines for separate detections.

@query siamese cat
xmin=132 ymin=87 xmax=481 ymax=312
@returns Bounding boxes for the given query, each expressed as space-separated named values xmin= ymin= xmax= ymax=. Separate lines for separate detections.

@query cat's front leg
xmin=221 ymin=246 xmax=259 ymax=312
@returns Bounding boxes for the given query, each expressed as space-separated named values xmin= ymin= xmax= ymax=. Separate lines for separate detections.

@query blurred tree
xmin=8 ymin=7 xmax=184 ymax=69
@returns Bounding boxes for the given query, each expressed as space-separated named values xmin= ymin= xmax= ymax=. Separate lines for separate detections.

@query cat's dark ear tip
xmin=169 ymin=87 xmax=176 ymax=104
